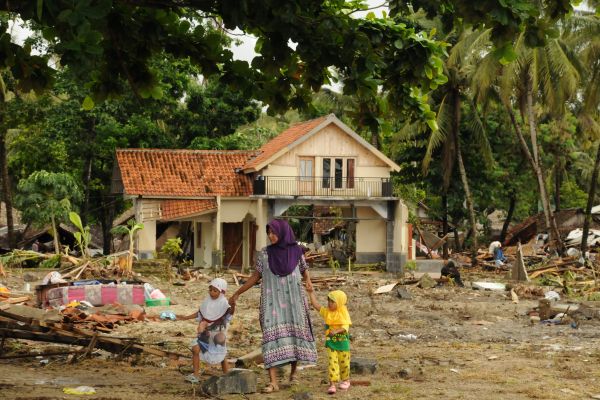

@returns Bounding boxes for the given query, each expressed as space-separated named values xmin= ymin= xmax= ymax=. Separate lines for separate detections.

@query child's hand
xmin=197 ymin=325 xmax=205 ymax=334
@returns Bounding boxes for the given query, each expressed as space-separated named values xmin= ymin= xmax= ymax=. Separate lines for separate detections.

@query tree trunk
xmin=554 ymin=162 xmax=562 ymax=211
xmin=524 ymin=80 xmax=563 ymax=252
xmin=581 ymin=142 xmax=600 ymax=255
xmin=51 ymin=214 xmax=60 ymax=254
xmin=101 ymin=194 xmax=116 ymax=255
xmin=500 ymin=193 xmax=516 ymax=243
xmin=452 ymin=90 xmax=478 ymax=266
xmin=0 ymin=75 xmax=14 ymax=249
xmin=81 ymin=118 xmax=96 ymax=227
xmin=0 ymin=132 xmax=14 ymax=249
xmin=453 ymin=227 xmax=462 ymax=252
xmin=442 ymin=194 xmax=449 ymax=258
xmin=505 ymin=102 xmax=564 ymax=253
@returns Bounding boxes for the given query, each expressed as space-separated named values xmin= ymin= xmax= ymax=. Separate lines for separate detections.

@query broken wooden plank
xmin=0 ymin=296 xmax=31 ymax=304
xmin=373 ymin=283 xmax=398 ymax=294
xmin=0 ymin=350 xmax=85 ymax=359
xmin=234 ymin=347 xmax=263 ymax=368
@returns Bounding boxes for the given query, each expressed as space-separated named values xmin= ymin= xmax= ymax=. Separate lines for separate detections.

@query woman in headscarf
xmin=229 ymin=219 xmax=316 ymax=393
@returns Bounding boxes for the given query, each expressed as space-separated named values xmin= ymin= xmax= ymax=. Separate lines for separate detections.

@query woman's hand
xmin=305 ymin=279 xmax=314 ymax=293
xmin=228 ymin=293 xmax=239 ymax=307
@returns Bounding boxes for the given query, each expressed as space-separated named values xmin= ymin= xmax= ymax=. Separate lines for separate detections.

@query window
xmin=322 ymin=158 xmax=331 ymax=188
xmin=321 ymin=157 xmax=356 ymax=189
xmin=347 ymin=159 xmax=355 ymax=189
xmin=299 ymin=159 xmax=313 ymax=181
xmin=335 ymin=158 xmax=343 ymax=188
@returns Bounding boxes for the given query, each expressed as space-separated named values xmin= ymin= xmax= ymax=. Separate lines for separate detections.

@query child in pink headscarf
xmin=178 ymin=277 xmax=234 ymax=383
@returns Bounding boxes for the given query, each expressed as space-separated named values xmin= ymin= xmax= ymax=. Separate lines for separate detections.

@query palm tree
xmin=565 ymin=10 xmax=600 ymax=254
xmin=423 ymin=27 xmax=494 ymax=264
xmin=473 ymin=25 xmax=584 ymax=252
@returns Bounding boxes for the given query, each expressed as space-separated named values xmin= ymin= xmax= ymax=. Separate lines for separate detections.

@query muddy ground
xmin=2 ymin=266 xmax=600 ymax=400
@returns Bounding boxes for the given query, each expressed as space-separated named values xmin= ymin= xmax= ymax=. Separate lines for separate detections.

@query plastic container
xmin=145 ymin=298 xmax=170 ymax=307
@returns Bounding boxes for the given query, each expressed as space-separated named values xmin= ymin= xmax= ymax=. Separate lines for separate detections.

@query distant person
xmin=440 ymin=259 xmax=464 ymax=287
xmin=307 ymin=289 xmax=352 ymax=395
xmin=177 ymin=278 xmax=234 ymax=383
xmin=493 ymin=244 xmax=507 ymax=267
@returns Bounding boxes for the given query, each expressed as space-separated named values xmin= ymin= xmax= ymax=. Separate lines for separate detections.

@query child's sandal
xmin=262 ymin=383 xmax=279 ymax=393
xmin=327 ymin=384 xmax=337 ymax=394
xmin=339 ymin=380 xmax=351 ymax=390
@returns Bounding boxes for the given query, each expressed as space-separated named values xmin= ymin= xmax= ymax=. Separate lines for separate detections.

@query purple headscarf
xmin=266 ymin=219 xmax=304 ymax=277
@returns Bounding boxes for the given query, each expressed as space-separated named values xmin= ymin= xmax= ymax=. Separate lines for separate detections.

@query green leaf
xmin=82 ymin=96 xmax=95 ymax=110
xmin=69 ymin=211 xmax=83 ymax=231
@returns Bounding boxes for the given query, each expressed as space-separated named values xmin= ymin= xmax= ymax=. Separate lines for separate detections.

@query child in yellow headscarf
xmin=308 ymin=289 xmax=352 ymax=394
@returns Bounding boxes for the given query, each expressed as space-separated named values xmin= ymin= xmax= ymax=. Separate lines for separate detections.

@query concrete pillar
xmin=137 ymin=219 xmax=156 ymax=259
xmin=134 ymin=198 xmax=156 ymax=259
xmin=385 ymin=200 xmax=401 ymax=273
xmin=212 ymin=196 xmax=222 ymax=267
xmin=242 ymin=217 xmax=249 ymax=270
xmin=256 ymin=198 xmax=267 ymax=250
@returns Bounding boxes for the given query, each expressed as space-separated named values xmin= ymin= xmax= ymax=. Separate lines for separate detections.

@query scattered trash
xmin=373 ymin=283 xmax=397 ymax=294
xmin=397 ymin=334 xmax=417 ymax=341
xmin=472 ymin=282 xmax=506 ymax=291
xmin=544 ymin=291 xmax=560 ymax=302
xmin=42 ymin=271 xmax=66 ymax=285
xmin=450 ymin=368 xmax=460 ymax=373
xmin=160 ymin=311 xmax=177 ymax=321
xmin=63 ymin=386 xmax=96 ymax=395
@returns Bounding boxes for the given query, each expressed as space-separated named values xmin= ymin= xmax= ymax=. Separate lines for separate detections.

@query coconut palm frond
xmin=395 ymin=120 xmax=425 ymax=141
xmin=471 ymin=53 xmax=500 ymax=105
xmin=468 ymin=100 xmax=494 ymax=167
xmin=423 ymin=95 xmax=451 ymax=173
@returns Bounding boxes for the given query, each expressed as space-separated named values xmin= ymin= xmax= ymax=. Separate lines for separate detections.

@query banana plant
xmin=111 ymin=219 xmax=144 ymax=276
xmin=69 ymin=212 xmax=91 ymax=258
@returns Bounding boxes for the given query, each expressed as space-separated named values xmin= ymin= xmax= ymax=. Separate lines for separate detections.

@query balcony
xmin=252 ymin=176 xmax=393 ymax=198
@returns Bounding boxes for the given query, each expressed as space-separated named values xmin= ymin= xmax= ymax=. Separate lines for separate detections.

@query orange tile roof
xmin=243 ymin=115 xmax=329 ymax=171
xmin=116 ymin=149 xmax=256 ymax=197
xmin=160 ymin=199 xmax=217 ymax=220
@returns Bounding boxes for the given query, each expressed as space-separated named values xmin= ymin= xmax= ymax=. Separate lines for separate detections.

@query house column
xmin=212 ymin=196 xmax=222 ymax=267
xmin=242 ymin=216 xmax=249 ymax=270
xmin=135 ymin=197 xmax=156 ymax=259
xmin=256 ymin=198 xmax=268 ymax=250
xmin=385 ymin=200 xmax=401 ymax=273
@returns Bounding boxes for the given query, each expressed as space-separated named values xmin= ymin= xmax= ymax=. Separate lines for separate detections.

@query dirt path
xmin=2 ymin=269 xmax=600 ymax=399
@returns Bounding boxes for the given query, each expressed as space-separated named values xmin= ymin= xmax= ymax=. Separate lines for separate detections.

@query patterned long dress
xmin=256 ymin=249 xmax=317 ymax=368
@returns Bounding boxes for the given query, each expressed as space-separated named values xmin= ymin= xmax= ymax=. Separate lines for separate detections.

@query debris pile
xmin=0 ymin=304 xmax=187 ymax=361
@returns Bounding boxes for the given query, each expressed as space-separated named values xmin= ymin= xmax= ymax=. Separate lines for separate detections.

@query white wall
xmin=356 ymin=206 xmax=386 ymax=253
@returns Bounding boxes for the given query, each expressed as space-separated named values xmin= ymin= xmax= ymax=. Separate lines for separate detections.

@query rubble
xmin=0 ymin=304 xmax=188 ymax=361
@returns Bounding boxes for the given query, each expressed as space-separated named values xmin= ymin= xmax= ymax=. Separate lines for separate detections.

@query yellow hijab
xmin=325 ymin=290 xmax=352 ymax=327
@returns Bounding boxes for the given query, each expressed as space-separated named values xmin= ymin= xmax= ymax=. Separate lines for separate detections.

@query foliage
xmin=40 ymin=254 xmax=61 ymax=269
xmin=560 ymin=180 xmax=589 ymax=209
xmin=14 ymin=170 xmax=82 ymax=253
xmin=1 ymin=1 xmax=459 ymax=128
xmin=160 ymin=238 xmax=183 ymax=261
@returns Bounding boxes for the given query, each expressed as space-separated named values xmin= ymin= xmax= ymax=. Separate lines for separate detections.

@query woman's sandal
xmin=262 ymin=383 xmax=279 ymax=393
xmin=289 ymin=374 xmax=300 ymax=386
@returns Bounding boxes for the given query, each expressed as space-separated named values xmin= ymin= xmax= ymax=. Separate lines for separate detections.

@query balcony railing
xmin=253 ymin=176 xmax=393 ymax=197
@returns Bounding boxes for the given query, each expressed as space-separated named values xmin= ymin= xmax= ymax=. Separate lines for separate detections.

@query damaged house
xmin=112 ymin=114 xmax=411 ymax=271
